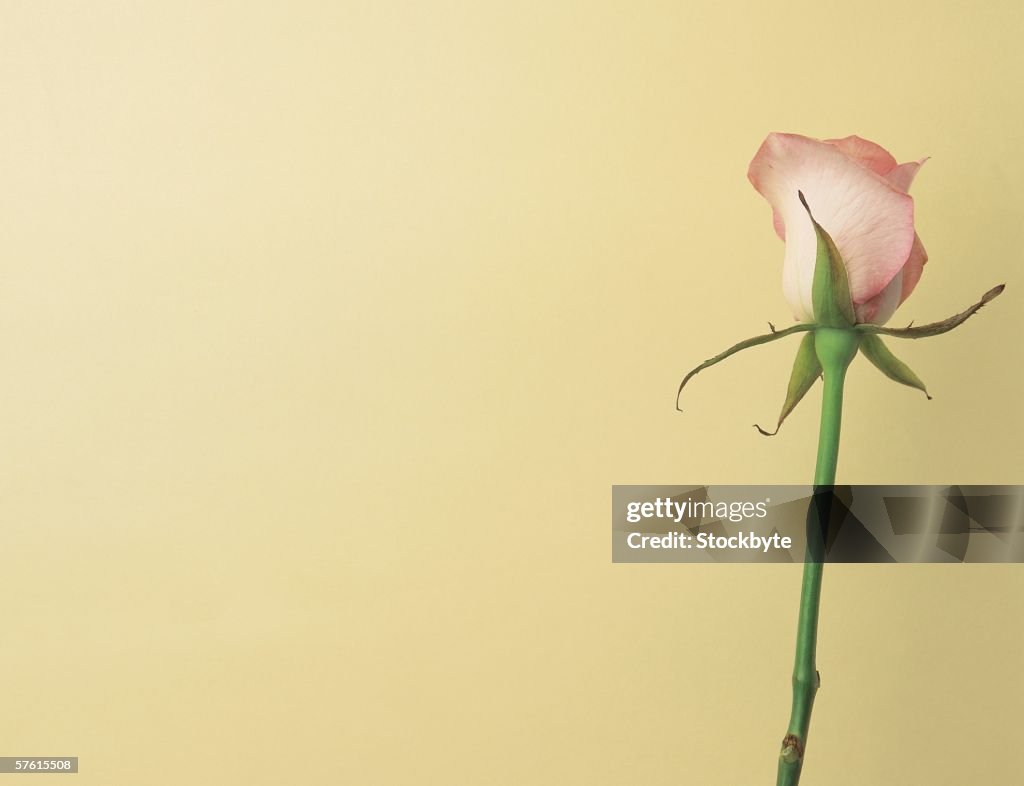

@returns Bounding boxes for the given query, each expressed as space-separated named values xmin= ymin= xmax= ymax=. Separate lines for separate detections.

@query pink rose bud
xmin=748 ymin=133 xmax=928 ymax=326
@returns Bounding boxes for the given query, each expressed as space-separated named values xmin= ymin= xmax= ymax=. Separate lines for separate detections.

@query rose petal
xmin=899 ymin=233 xmax=928 ymax=305
xmin=748 ymin=133 xmax=916 ymax=320
xmin=770 ymin=158 xmax=926 ymax=238
xmin=885 ymin=159 xmax=928 ymax=193
xmin=855 ymin=268 xmax=903 ymax=324
xmin=771 ymin=207 xmax=786 ymax=240
xmin=825 ymin=135 xmax=898 ymax=176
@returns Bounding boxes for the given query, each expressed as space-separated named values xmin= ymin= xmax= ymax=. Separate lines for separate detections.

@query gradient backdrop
xmin=1 ymin=2 xmax=1022 ymax=784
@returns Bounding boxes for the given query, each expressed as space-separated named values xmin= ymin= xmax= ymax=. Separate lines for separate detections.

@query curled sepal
xmin=859 ymin=333 xmax=932 ymax=399
xmin=800 ymin=191 xmax=857 ymax=329
xmin=676 ymin=323 xmax=814 ymax=411
xmin=756 ymin=332 xmax=821 ymax=436
xmin=855 ymin=284 xmax=1005 ymax=339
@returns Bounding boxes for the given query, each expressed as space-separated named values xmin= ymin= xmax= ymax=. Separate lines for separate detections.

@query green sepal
xmin=854 ymin=284 xmax=1005 ymax=339
xmin=859 ymin=333 xmax=931 ymax=399
xmin=800 ymin=191 xmax=856 ymax=328
xmin=756 ymin=331 xmax=821 ymax=436
xmin=676 ymin=323 xmax=815 ymax=411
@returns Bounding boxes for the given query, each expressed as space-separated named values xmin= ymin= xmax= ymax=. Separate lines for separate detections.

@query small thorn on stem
xmin=768 ymin=321 xmax=777 ymax=333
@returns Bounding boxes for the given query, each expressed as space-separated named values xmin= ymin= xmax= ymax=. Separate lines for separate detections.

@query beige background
xmin=1 ymin=2 xmax=1021 ymax=784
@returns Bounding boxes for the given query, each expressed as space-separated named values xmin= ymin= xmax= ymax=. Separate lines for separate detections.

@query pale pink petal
xmin=748 ymin=133 xmax=916 ymax=321
xmin=771 ymin=207 xmax=786 ymax=239
xmin=770 ymin=155 xmax=926 ymax=240
xmin=825 ymin=135 xmax=898 ymax=176
xmin=899 ymin=233 xmax=928 ymax=305
xmin=885 ymin=159 xmax=928 ymax=193
xmin=855 ymin=269 xmax=903 ymax=324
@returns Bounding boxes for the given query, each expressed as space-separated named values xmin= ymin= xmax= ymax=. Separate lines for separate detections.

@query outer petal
xmin=769 ymin=149 xmax=927 ymax=239
xmin=748 ymin=133 xmax=916 ymax=322
xmin=899 ymin=233 xmax=928 ymax=305
xmin=855 ymin=268 xmax=903 ymax=324
xmin=885 ymin=159 xmax=928 ymax=193
xmin=771 ymin=207 xmax=786 ymax=240
xmin=825 ymin=135 xmax=898 ymax=176
xmin=886 ymin=160 xmax=928 ymax=307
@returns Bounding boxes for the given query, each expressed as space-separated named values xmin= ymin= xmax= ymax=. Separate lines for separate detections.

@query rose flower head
xmin=748 ymin=133 xmax=928 ymax=326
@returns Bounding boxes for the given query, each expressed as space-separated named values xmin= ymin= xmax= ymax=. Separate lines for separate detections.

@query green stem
xmin=776 ymin=328 xmax=859 ymax=786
